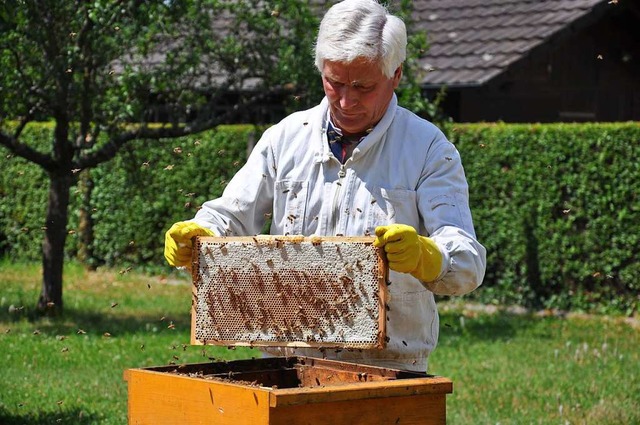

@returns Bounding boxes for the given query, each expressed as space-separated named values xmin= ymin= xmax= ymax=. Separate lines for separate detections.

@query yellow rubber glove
xmin=164 ymin=221 xmax=215 ymax=267
xmin=373 ymin=224 xmax=443 ymax=282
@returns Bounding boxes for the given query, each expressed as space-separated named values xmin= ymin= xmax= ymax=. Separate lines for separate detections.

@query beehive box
xmin=124 ymin=236 xmax=453 ymax=424
xmin=124 ymin=356 xmax=452 ymax=425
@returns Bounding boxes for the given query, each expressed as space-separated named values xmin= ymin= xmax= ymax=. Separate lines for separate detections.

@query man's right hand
xmin=164 ymin=222 xmax=215 ymax=267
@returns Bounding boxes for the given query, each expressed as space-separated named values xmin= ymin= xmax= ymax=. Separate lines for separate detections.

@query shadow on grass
xmin=438 ymin=309 xmax=543 ymax=342
xmin=0 ymin=407 xmax=99 ymax=425
xmin=0 ymin=306 xmax=192 ymax=337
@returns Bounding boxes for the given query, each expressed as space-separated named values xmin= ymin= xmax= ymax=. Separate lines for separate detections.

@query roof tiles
xmin=412 ymin=0 xmax=610 ymax=87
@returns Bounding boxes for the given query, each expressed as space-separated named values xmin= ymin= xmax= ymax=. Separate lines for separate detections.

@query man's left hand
xmin=373 ymin=224 xmax=443 ymax=282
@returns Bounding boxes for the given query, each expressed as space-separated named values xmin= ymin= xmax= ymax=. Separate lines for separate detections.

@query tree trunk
xmin=77 ymin=169 xmax=96 ymax=270
xmin=37 ymin=172 xmax=72 ymax=315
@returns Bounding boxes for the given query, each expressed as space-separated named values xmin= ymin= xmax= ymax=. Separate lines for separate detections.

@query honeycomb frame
xmin=191 ymin=235 xmax=388 ymax=349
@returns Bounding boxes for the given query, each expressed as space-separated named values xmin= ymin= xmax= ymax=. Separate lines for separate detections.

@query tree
xmin=0 ymin=0 xmax=321 ymax=314
xmin=0 ymin=0 xmax=438 ymax=315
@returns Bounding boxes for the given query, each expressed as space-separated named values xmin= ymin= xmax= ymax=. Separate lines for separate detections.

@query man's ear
xmin=392 ymin=65 xmax=403 ymax=88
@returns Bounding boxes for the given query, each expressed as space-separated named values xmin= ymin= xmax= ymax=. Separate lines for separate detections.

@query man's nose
xmin=339 ymin=86 xmax=359 ymax=109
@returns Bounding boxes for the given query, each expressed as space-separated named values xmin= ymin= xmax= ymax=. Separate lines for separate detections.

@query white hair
xmin=314 ymin=0 xmax=407 ymax=78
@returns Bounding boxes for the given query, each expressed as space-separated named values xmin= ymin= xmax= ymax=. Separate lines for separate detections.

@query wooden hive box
xmin=124 ymin=236 xmax=453 ymax=424
xmin=124 ymin=356 xmax=452 ymax=425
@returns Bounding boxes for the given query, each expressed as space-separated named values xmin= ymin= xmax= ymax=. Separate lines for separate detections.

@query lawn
xmin=1 ymin=261 xmax=638 ymax=424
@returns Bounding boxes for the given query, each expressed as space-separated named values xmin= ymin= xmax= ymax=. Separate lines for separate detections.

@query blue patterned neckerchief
xmin=327 ymin=119 xmax=372 ymax=163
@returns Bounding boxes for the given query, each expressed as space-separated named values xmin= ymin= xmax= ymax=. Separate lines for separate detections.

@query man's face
xmin=322 ymin=58 xmax=402 ymax=137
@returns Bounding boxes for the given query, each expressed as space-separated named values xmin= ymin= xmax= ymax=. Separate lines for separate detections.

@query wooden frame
xmin=190 ymin=236 xmax=389 ymax=349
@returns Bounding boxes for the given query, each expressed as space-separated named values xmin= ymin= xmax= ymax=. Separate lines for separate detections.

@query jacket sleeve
xmin=417 ymin=133 xmax=486 ymax=296
xmin=191 ymin=128 xmax=277 ymax=236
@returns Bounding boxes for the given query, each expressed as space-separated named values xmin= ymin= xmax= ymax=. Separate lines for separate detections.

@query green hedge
xmin=1 ymin=122 xmax=638 ymax=314
xmin=447 ymin=122 xmax=639 ymax=314
xmin=0 ymin=124 xmax=255 ymax=270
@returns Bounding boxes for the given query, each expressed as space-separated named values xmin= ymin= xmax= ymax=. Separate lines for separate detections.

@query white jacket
xmin=193 ymin=94 xmax=486 ymax=371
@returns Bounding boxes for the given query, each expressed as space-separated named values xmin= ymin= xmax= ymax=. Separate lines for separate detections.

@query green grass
xmin=1 ymin=261 xmax=638 ymax=424
xmin=430 ymin=305 xmax=639 ymax=424
xmin=0 ymin=262 xmax=257 ymax=424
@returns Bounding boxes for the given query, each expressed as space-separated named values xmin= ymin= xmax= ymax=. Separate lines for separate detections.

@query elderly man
xmin=164 ymin=0 xmax=486 ymax=372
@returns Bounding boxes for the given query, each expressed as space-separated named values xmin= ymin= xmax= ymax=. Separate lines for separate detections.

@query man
xmin=164 ymin=0 xmax=486 ymax=372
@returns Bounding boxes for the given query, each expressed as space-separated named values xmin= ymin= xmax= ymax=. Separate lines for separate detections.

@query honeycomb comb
xmin=191 ymin=236 xmax=388 ymax=349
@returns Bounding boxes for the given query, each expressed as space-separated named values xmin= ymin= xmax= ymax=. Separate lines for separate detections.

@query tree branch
xmin=76 ymin=85 xmax=285 ymax=170
xmin=0 ymin=129 xmax=55 ymax=169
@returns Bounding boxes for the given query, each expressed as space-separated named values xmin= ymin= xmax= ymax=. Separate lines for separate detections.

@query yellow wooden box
xmin=124 ymin=356 xmax=452 ymax=425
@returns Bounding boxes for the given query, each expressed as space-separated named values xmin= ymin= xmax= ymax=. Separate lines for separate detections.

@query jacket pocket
xmin=274 ymin=180 xmax=308 ymax=235
xmin=365 ymin=187 xmax=419 ymax=232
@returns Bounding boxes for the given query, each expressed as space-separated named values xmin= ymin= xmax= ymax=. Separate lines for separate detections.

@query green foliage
xmin=0 ymin=0 xmax=323 ymax=309
xmin=0 ymin=0 xmax=320 ymax=124
xmin=448 ymin=122 xmax=640 ymax=314
xmin=0 ymin=124 xmax=51 ymax=259
xmin=2 ymin=122 xmax=639 ymax=314
xmin=1 ymin=123 xmax=254 ymax=268
xmin=85 ymin=126 xmax=256 ymax=269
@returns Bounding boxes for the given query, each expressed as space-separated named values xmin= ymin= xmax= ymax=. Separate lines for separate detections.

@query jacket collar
xmin=315 ymin=94 xmax=398 ymax=163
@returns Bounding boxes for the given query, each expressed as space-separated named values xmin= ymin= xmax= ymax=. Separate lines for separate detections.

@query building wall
xmin=442 ymin=11 xmax=640 ymax=123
